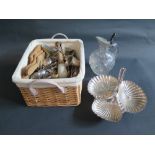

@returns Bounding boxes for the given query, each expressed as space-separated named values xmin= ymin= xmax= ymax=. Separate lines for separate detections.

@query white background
xmin=0 ymin=0 xmax=155 ymax=19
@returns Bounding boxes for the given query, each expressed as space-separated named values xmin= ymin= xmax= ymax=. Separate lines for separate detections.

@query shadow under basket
xmin=12 ymin=33 xmax=85 ymax=106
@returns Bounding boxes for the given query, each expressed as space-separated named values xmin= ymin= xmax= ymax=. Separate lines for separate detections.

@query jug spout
xmin=96 ymin=36 xmax=111 ymax=50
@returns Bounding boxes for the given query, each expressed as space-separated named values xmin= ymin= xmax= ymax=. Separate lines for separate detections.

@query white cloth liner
xmin=29 ymin=79 xmax=66 ymax=96
xmin=12 ymin=37 xmax=85 ymax=89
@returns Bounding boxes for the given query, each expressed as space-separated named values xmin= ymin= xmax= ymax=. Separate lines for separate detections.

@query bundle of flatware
xmin=22 ymin=41 xmax=80 ymax=79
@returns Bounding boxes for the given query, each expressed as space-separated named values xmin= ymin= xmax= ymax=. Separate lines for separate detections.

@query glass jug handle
xmin=111 ymin=42 xmax=119 ymax=58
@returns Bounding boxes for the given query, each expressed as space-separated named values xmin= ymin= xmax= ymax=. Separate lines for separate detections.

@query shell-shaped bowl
xmin=116 ymin=81 xmax=147 ymax=113
xmin=92 ymin=99 xmax=123 ymax=122
xmin=88 ymin=75 xmax=118 ymax=99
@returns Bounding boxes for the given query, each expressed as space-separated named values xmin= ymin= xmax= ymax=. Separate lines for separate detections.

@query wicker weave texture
xmin=19 ymin=85 xmax=82 ymax=106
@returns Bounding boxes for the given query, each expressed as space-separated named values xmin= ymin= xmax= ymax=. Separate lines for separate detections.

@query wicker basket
xmin=12 ymin=33 xmax=85 ymax=106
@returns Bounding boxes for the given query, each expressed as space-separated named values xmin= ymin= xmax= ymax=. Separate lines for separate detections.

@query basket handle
xmin=51 ymin=33 xmax=68 ymax=39
xmin=29 ymin=79 xmax=66 ymax=96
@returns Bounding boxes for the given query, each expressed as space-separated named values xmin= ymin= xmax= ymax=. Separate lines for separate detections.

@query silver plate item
xmin=43 ymin=57 xmax=52 ymax=66
xmin=116 ymin=80 xmax=147 ymax=113
xmin=42 ymin=44 xmax=58 ymax=52
xmin=88 ymin=75 xmax=118 ymax=99
xmin=30 ymin=69 xmax=49 ymax=79
xmin=92 ymin=99 xmax=123 ymax=122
